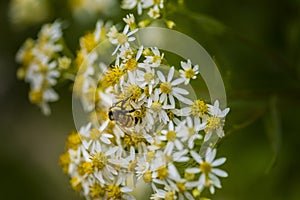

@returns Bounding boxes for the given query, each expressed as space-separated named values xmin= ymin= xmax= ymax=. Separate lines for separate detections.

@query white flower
xmin=204 ymin=100 xmax=230 ymax=141
xmin=157 ymin=66 xmax=192 ymax=107
xmin=123 ymin=13 xmax=135 ymax=28
xmin=146 ymin=88 xmax=169 ymax=125
xmin=108 ymin=25 xmax=138 ymax=55
xmin=147 ymin=5 xmax=160 ymax=19
xmin=159 ymin=121 xmax=184 ymax=150
xmin=141 ymin=47 xmax=164 ymax=68
xmin=80 ymin=121 xmax=114 ymax=153
xmin=186 ymin=148 xmax=227 ymax=194
xmin=176 ymin=117 xmax=204 ymax=149
xmin=179 ymin=59 xmax=199 ymax=85
xmin=136 ymin=66 xmax=158 ymax=95
xmin=122 ymin=0 xmax=143 ymax=15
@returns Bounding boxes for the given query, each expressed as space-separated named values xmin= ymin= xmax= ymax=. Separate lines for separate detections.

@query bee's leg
xmin=128 ymin=109 xmax=135 ymax=113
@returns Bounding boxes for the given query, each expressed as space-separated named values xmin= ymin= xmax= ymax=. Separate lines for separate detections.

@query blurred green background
xmin=1 ymin=0 xmax=300 ymax=199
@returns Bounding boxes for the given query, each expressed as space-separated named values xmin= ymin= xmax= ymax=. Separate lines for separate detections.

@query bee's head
xmin=108 ymin=110 xmax=114 ymax=120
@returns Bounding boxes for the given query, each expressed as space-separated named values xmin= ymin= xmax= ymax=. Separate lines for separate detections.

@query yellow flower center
xmin=70 ymin=177 xmax=82 ymax=192
xmin=160 ymin=82 xmax=172 ymax=94
xmin=89 ymin=128 xmax=101 ymax=140
xmin=143 ymin=171 xmax=152 ymax=183
xmin=78 ymin=162 xmax=93 ymax=176
xmin=103 ymin=66 xmax=124 ymax=87
xmin=151 ymin=101 xmax=162 ymax=112
xmin=200 ymin=161 xmax=212 ymax=175
xmin=59 ymin=151 xmax=70 ymax=174
xmin=157 ymin=165 xmax=168 ymax=180
xmin=66 ymin=131 xmax=81 ymax=150
xmin=191 ymin=99 xmax=208 ymax=116
xmin=184 ymin=68 xmax=195 ymax=79
xmin=117 ymin=33 xmax=128 ymax=45
xmin=184 ymin=172 xmax=195 ymax=181
xmin=165 ymin=191 xmax=175 ymax=200
xmin=91 ymin=152 xmax=107 ymax=170
xmin=81 ymin=32 xmax=97 ymax=53
xmin=89 ymin=183 xmax=105 ymax=198
xmin=166 ymin=130 xmax=176 ymax=142
xmin=206 ymin=116 xmax=221 ymax=131
xmin=29 ymin=89 xmax=43 ymax=104
xmin=124 ymin=58 xmax=138 ymax=71
xmin=144 ymin=72 xmax=154 ymax=82
xmin=176 ymin=182 xmax=186 ymax=192
xmin=152 ymin=55 xmax=162 ymax=64
xmin=107 ymin=185 xmax=122 ymax=199
xmin=124 ymin=133 xmax=145 ymax=148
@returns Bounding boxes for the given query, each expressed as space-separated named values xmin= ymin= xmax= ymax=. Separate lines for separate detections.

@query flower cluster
xmin=14 ymin=0 xmax=231 ymax=198
xmin=59 ymin=18 xmax=230 ymax=199
xmin=122 ymin=0 xmax=164 ymax=19
xmin=15 ymin=21 xmax=70 ymax=115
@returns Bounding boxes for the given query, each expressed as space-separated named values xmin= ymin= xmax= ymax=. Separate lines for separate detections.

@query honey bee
xmin=108 ymin=97 xmax=142 ymax=129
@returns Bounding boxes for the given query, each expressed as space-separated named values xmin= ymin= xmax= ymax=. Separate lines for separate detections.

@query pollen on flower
xmin=70 ymin=177 xmax=82 ymax=192
xmin=157 ymin=165 xmax=168 ymax=180
xmin=165 ymin=191 xmax=175 ymax=200
xmin=89 ymin=128 xmax=102 ymax=140
xmin=151 ymin=101 xmax=162 ymax=112
xmin=78 ymin=162 xmax=93 ymax=176
xmin=66 ymin=131 xmax=82 ymax=150
xmin=59 ymin=151 xmax=70 ymax=174
xmin=184 ymin=172 xmax=195 ymax=181
xmin=91 ymin=152 xmax=108 ymax=170
xmin=184 ymin=68 xmax=196 ymax=79
xmin=29 ymin=89 xmax=43 ymax=104
xmin=89 ymin=183 xmax=105 ymax=199
xmin=103 ymin=66 xmax=124 ymax=87
xmin=200 ymin=161 xmax=212 ymax=175
xmin=124 ymin=58 xmax=138 ymax=71
xmin=166 ymin=130 xmax=176 ymax=142
xmin=160 ymin=82 xmax=172 ymax=94
xmin=205 ymin=116 xmax=222 ymax=131
xmin=144 ymin=71 xmax=155 ymax=82
xmin=176 ymin=182 xmax=186 ymax=192
xmin=117 ymin=33 xmax=128 ymax=45
xmin=81 ymin=32 xmax=97 ymax=53
xmin=107 ymin=185 xmax=122 ymax=199
xmin=191 ymin=99 xmax=208 ymax=116
xmin=124 ymin=133 xmax=145 ymax=148
xmin=143 ymin=171 xmax=153 ymax=182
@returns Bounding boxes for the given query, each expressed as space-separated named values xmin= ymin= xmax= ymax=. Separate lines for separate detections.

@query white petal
xmin=167 ymin=67 xmax=174 ymax=82
xmin=212 ymin=157 xmax=226 ymax=167
xmin=157 ymin=70 xmax=166 ymax=82
xmin=212 ymin=168 xmax=228 ymax=177
xmin=190 ymin=151 xmax=202 ymax=163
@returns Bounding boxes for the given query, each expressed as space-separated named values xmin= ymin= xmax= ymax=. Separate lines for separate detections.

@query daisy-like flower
xmin=146 ymin=88 xmax=169 ymax=125
xmin=79 ymin=121 xmax=114 ymax=152
xmin=186 ymin=148 xmax=228 ymax=194
xmin=158 ymin=121 xmax=184 ymax=150
xmin=123 ymin=13 xmax=136 ymax=30
xmin=204 ymin=100 xmax=230 ymax=141
xmin=157 ymin=66 xmax=192 ymax=107
xmin=179 ymin=59 xmax=199 ymax=85
xmin=177 ymin=117 xmax=204 ymax=149
xmin=178 ymin=99 xmax=208 ymax=119
xmin=122 ymin=0 xmax=143 ymax=15
xmin=108 ymin=25 xmax=138 ymax=55
xmin=141 ymin=47 xmax=164 ymax=68
xmin=136 ymin=65 xmax=158 ymax=95
xmin=147 ymin=5 xmax=161 ymax=19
